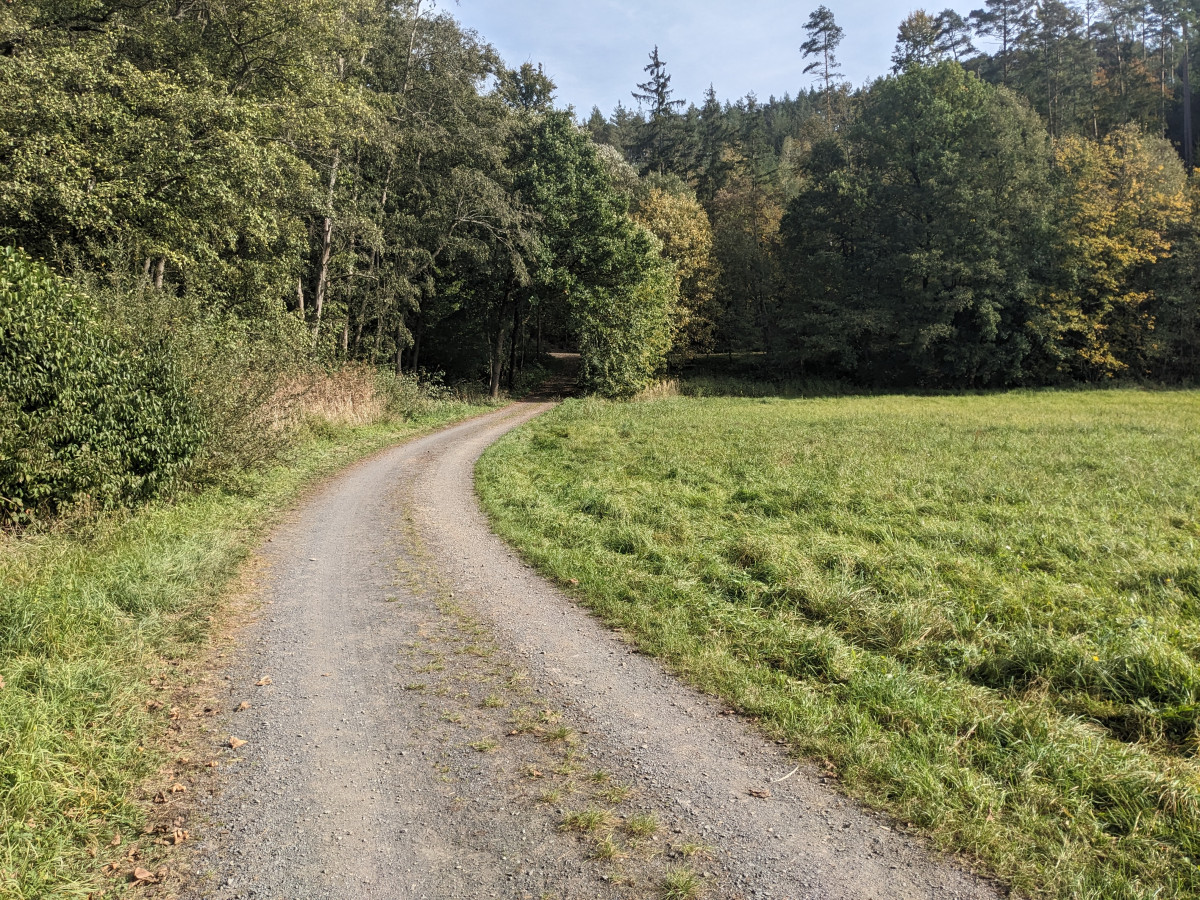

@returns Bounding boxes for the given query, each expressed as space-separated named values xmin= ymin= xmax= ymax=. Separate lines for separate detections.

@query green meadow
xmin=477 ymin=389 xmax=1200 ymax=900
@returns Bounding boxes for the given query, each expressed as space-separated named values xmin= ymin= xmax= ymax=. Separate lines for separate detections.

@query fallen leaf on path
xmin=170 ymin=784 xmax=187 ymax=794
xmin=567 ymin=579 xmax=579 ymax=586
xmin=321 ymin=672 xmax=333 ymax=677
xmin=237 ymin=701 xmax=251 ymax=711
xmin=748 ymin=788 xmax=771 ymax=799
xmin=0 ymin=675 xmax=5 ymax=690
xmin=110 ymin=834 xmax=122 ymax=848
xmin=255 ymin=677 xmax=272 ymax=687
xmin=147 ymin=700 xmax=163 ymax=711
xmin=206 ymin=760 xmax=220 ymax=768
xmin=228 ymin=736 xmax=247 ymax=750
xmin=130 ymin=867 xmax=156 ymax=884
xmin=172 ymin=829 xmax=189 ymax=845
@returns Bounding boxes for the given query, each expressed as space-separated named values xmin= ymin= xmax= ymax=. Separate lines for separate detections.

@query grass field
xmin=477 ymin=389 xmax=1200 ymax=900
xmin=0 ymin=401 xmax=488 ymax=900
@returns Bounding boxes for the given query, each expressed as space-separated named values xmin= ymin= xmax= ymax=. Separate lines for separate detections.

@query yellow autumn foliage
xmin=1038 ymin=126 xmax=1189 ymax=378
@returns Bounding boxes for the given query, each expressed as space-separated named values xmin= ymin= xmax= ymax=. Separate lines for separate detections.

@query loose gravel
xmin=181 ymin=403 xmax=1005 ymax=900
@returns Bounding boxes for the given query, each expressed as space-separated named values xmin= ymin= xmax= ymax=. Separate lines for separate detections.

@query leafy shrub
xmin=0 ymin=247 xmax=203 ymax=524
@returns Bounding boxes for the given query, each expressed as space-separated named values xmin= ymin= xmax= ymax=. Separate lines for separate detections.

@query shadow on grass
xmin=677 ymin=353 xmax=1200 ymax=400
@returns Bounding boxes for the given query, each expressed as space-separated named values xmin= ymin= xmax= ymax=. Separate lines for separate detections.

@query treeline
xmin=587 ymin=1 xmax=1200 ymax=386
xmin=0 ymin=0 xmax=689 ymax=523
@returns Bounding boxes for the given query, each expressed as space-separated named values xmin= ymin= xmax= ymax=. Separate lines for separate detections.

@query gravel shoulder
xmin=180 ymin=402 xmax=1005 ymax=900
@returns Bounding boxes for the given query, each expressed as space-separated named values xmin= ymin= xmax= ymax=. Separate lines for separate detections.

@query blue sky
xmin=448 ymin=1 xmax=981 ymax=115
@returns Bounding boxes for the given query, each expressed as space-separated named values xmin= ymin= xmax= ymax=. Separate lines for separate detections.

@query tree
xmin=1033 ymin=126 xmax=1188 ymax=378
xmin=893 ymin=10 xmax=942 ymax=72
xmin=801 ymin=5 xmax=846 ymax=96
xmin=778 ymin=62 xmax=1054 ymax=386
xmin=695 ymin=85 xmax=735 ymax=204
xmin=935 ymin=9 xmax=977 ymax=61
xmin=632 ymin=177 xmax=721 ymax=356
xmin=970 ymin=0 xmax=1035 ymax=83
xmin=498 ymin=62 xmax=557 ymax=112
xmin=631 ymin=46 xmax=687 ymax=175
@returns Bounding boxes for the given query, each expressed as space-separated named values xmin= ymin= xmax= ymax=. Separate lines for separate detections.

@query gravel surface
xmin=183 ymin=402 xmax=1005 ymax=900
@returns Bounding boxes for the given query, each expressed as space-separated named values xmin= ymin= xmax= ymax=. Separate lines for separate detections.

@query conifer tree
xmin=801 ymin=5 xmax=846 ymax=92
xmin=631 ymin=46 xmax=687 ymax=175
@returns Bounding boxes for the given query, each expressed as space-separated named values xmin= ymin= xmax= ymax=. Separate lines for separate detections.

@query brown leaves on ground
xmin=228 ymin=736 xmax=247 ymax=750
xmin=0 ymin=675 xmax=6 ymax=690
xmin=129 ymin=866 xmax=166 ymax=884
xmin=236 ymin=701 xmax=251 ymax=711
xmin=255 ymin=677 xmax=272 ymax=687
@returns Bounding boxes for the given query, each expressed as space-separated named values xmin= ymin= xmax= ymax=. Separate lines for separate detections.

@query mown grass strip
xmin=476 ymin=390 xmax=1200 ymax=900
xmin=0 ymin=402 xmax=488 ymax=899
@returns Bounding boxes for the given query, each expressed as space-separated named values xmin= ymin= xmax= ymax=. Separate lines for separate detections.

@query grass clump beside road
xmin=477 ymin=389 xmax=1200 ymax=900
xmin=0 ymin=397 xmax=488 ymax=900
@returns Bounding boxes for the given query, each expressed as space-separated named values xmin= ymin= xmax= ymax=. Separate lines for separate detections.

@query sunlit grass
xmin=477 ymin=389 xmax=1200 ymax=900
xmin=0 ymin=403 xmax=487 ymax=899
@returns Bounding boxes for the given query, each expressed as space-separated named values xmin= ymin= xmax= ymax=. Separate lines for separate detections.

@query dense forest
xmin=588 ymin=0 xmax=1200 ymax=386
xmin=0 ymin=0 xmax=680 ymax=522
xmin=3 ymin=0 xmax=1200 ymax=523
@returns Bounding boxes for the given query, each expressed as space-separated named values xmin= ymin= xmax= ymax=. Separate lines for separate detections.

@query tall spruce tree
xmin=631 ymin=46 xmax=687 ymax=175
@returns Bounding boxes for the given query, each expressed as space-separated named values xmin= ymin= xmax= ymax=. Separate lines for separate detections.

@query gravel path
xmin=184 ymin=402 xmax=1004 ymax=900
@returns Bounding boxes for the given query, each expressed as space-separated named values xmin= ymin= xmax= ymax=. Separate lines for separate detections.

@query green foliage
xmin=479 ymin=389 xmax=1200 ymax=900
xmin=780 ymin=63 xmax=1053 ymax=387
xmin=575 ymin=253 xmax=677 ymax=398
xmin=0 ymin=248 xmax=203 ymax=524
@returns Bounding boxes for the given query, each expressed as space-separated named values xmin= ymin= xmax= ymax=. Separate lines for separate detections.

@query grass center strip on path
xmin=0 ymin=402 xmax=488 ymax=900
xmin=476 ymin=389 xmax=1200 ymax=900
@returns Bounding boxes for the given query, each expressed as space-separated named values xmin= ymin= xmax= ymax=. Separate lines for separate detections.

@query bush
xmin=0 ymin=247 xmax=204 ymax=524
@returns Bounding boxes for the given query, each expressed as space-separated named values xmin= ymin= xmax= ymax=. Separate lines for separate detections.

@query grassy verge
xmin=476 ymin=389 xmax=1200 ymax=900
xmin=0 ymin=400 xmax=489 ymax=899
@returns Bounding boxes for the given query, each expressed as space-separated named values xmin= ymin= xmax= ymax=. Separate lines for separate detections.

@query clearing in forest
xmin=477 ymin=389 xmax=1200 ymax=900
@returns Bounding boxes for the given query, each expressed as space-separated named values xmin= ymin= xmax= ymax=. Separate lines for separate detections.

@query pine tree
xmin=631 ymin=46 xmax=687 ymax=175
xmin=696 ymin=85 xmax=734 ymax=204
xmin=970 ymin=0 xmax=1036 ymax=83
xmin=934 ymin=9 xmax=977 ymax=61
xmin=800 ymin=5 xmax=846 ymax=93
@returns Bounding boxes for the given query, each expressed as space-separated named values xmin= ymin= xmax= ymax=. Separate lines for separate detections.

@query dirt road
xmin=185 ymin=402 xmax=1001 ymax=900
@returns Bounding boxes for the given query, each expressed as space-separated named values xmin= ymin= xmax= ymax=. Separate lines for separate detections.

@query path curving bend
xmin=186 ymin=402 xmax=1001 ymax=900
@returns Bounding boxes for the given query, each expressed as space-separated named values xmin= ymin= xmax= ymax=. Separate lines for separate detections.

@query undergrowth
xmin=477 ymin=388 xmax=1200 ymax=900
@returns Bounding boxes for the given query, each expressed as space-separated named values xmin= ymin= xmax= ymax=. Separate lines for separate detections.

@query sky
xmin=447 ymin=1 xmax=982 ymax=116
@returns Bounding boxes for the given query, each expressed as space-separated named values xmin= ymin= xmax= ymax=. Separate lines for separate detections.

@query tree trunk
xmin=313 ymin=150 xmax=341 ymax=342
xmin=297 ymin=277 xmax=306 ymax=320
xmin=537 ymin=306 xmax=543 ymax=357
xmin=507 ymin=297 xmax=521 ymax=392
xmin=489 ymin=306 xmax=508 ymax=400
xmin=396 ymin=319 xmax=406 ymax=375
xmin=371 ymin=315 xmax=383 ymax=364
xmin=1185 ymin=18 xmax=1194 ymax=174
xmin=412 ymin=318 xmax=422 ymax=372
xmin=154 ymin=258 xmax=166 ymax=290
